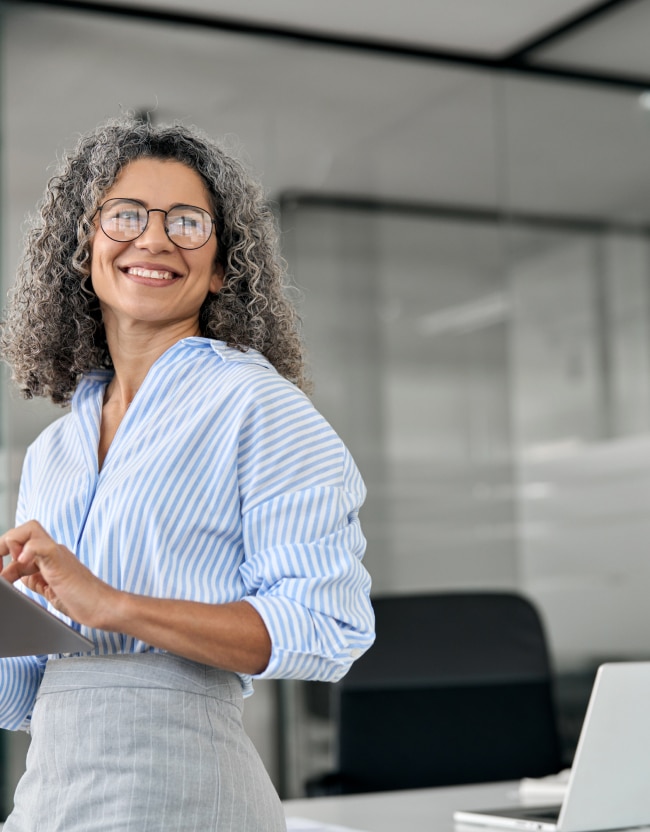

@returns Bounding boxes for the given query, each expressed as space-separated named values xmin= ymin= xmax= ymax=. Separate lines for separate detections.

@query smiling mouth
xmin=122 ymin=266 xmax=182 ymax=281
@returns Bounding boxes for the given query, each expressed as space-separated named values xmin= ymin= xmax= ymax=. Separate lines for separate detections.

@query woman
xmin=0 ymin=117 xmax=374 ymax=831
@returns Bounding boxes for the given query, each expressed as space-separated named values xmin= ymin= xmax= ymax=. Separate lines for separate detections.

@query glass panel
xmin=501 ymin=78 xmax=650 ymax=223
xmin=503 ymin=75 xmax=650 ymax=683
xmin=282 ymin=204 xmax=517 ymax=596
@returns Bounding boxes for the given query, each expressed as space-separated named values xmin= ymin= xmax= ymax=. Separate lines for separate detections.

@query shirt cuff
xmin=243 ymin=595 xmax=373 ymax=682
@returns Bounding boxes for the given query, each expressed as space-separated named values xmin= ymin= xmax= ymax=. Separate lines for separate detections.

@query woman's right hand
xmin=0 ymin=520 xmax=119 ymax=626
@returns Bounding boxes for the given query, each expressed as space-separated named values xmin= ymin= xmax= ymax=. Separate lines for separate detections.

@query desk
xmin=0 ymin=783 xmax=519 ymax=832
xmin=284 ymin=780 xmax=522 ymax=832
xmin=0 ymin=781 xmax=549 ymax=832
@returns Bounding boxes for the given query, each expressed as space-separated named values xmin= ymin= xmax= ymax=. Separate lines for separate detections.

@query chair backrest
xmin=335 ymin=591 xmax=563 ymax=794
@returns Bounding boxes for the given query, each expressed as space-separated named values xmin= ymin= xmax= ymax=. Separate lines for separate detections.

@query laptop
xmin=0 ymin=577 xmax=94 ymax=657
xmin=454 ymin=662 xmax=650 ymax=832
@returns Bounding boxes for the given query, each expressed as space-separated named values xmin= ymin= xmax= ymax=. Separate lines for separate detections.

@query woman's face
xmin=90 ymin=157 xmax=224 ymax=337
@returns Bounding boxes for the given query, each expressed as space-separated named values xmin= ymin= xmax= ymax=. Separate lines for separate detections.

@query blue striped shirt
xmin=0 ymin=337 xmax=375 ymax=731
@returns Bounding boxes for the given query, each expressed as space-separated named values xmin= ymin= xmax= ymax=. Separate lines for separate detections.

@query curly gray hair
xmin=0 ymin=117 xmax=309 ymax=404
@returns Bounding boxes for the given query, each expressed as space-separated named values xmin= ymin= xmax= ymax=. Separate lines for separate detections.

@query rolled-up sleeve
xmin=0 ymin=451 xmax=47 ymax=731
xmin=238 ymin=385 xmax=375 ymax=681
xmin=0 ymin=444 xmax=47 ymax=731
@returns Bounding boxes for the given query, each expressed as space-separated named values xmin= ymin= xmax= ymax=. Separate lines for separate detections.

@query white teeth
xmin=126 ymin=267 xmax=177 ymax=280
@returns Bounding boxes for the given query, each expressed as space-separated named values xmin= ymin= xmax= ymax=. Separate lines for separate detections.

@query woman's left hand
xmin=0 ymin=520 xmax=117 ymax=626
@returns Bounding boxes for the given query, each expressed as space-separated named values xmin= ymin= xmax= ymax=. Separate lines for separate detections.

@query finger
xmin=3 ymin=521 xmax=46 ymax=548
xmin=1 ymin=556 xmax=41 ymax=583
xmin=43 ymin=585 xmax=68 ymax=615
xmin=16 ymin=538 xmax=59 ymax=569
xmin=2 ymin=540 xmax=47 ymax=574
xmin=0 ymin=521 xmax=48 ymax=559
xmin=22 ymin=574 xmax=49 ymax=596
xmin=1 ymin=560 xmax=25 ymax=583
xmin=6 ymin=539 xmax=24 ymax=561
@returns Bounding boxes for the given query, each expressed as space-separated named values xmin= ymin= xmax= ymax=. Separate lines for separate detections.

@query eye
xmin=115 ymin=209 xmax=140 ymax=221
xmin=168 ymin=214 xmax=202 ymax=233
xmin=102 ymin=200 xmax=146 ymax=230
xmin=112 ymin=210 xmax=139 ymax=226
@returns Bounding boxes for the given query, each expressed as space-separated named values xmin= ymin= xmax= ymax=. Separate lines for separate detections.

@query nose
xmin=134 ymin=209 xmax=175 ymax=253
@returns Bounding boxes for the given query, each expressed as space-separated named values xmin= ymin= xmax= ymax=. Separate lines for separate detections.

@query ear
xmin=209 ymin=262 xmax=225 ymax=294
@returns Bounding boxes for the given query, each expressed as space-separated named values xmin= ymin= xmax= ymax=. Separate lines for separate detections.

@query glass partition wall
xmin=501 ymin=76 xmax=650 ymax=756
xmin=3 ymin=2 xmax=650 ymax=802
xmin=281 ymin=204 xmax=516 ymax=597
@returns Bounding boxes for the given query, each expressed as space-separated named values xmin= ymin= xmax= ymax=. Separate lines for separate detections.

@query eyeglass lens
xmin=100 ymin=198 xmax=213 ymax=249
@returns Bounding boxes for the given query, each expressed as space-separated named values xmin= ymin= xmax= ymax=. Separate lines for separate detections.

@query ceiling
xmin=83 ymin=0 xmax=605 ymax=57
xmin=49 ymin=0 xmax=650 ymax=79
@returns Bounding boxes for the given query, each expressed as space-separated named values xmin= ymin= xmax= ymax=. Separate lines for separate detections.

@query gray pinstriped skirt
xmin=4 ymin=653 xmax=286 ymax=831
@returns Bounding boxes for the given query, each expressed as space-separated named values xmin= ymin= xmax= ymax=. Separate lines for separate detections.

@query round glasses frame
xmin=95 ymin=198 xmax=217 ymax=250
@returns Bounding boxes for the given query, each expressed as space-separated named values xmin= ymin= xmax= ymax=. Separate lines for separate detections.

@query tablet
xmin=0 ymin=577 xmax=94 ymax=657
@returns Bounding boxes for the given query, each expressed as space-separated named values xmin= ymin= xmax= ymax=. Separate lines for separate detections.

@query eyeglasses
xmin=96 ymin=198 xmax=216 ymax=250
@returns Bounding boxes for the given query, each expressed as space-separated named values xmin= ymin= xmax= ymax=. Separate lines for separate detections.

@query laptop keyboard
xmin=521 ymin=807 xmax=561 ymax=822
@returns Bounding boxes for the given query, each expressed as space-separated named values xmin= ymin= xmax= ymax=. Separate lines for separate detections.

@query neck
xmin=103 ymin=317 xmax=201 ymax=407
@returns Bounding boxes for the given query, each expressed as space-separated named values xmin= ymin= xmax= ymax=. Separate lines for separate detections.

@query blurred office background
xmin=3 ymin=0 xmax=650 ymax=808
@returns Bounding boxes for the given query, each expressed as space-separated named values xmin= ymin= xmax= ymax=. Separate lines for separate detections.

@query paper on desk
xmin=286 ymin=817 xmax=368 ymax=832
xmin=519 ymin=768 xmax=571 ymax=803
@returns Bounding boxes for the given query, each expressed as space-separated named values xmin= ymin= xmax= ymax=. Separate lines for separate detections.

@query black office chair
xmin=306 ymin=591 xmax=563 ymax=795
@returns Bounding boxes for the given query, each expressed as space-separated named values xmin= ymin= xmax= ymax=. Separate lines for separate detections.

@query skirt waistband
xmin=38 ymin=652 xmax=243 ymax=706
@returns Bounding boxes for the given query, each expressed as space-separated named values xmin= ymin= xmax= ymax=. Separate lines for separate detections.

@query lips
xmin=121 ymin=265 xmax=182 ymax=280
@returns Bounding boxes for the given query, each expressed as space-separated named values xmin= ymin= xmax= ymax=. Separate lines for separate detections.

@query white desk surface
xmin=0 ymin=780 xmax=549 ymax=831
xmin=0 ymin=782 xmax=518 ymax=832
xmin=283 ymin=779 xmax=523 ymax=832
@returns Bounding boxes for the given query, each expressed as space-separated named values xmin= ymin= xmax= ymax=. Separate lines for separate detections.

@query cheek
xmin=88 ymin=242 xmax=121 ymax=301
xmin=89 ymin=236 xmax=105 ymax=270
xmin=90 ymin=236 xmax=120 ymax=273
xmin=188 ymin=247 xmax=223 ymax=293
